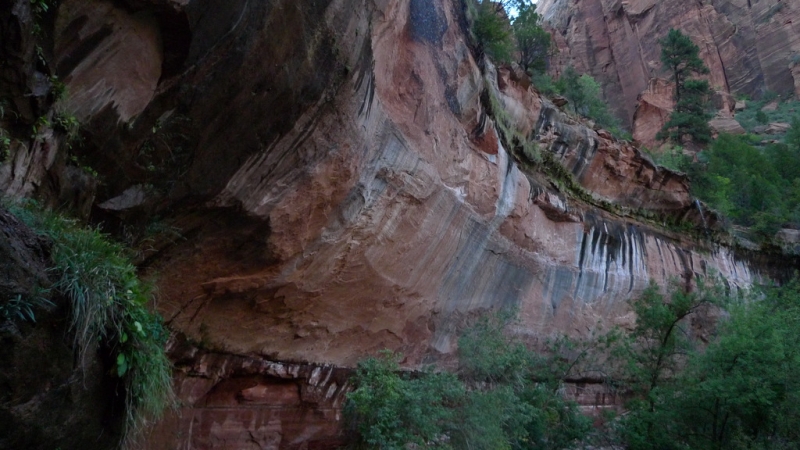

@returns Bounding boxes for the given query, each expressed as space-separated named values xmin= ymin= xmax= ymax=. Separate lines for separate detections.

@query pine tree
xmin=657 ymin=29 xmax=712 ymax=145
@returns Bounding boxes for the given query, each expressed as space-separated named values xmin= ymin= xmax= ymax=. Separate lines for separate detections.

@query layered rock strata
xmin=538 ymin=0 xmax=800 ymax=144
xmin=0 ymin=0 xmax=788 ymax=447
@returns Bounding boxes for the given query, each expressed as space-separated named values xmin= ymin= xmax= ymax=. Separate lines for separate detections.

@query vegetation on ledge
xmin=346 ymin=279 xmax=800 ymax=449
xmin=4 ymin=200 xmax=174 ymax=444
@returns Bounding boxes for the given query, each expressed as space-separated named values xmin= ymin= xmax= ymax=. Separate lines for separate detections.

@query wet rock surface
xmin=0 ymin=0 xmax=797 ymax=447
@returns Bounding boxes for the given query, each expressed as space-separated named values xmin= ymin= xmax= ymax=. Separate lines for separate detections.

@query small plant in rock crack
xmin=0 ymin=293 xmax=55 ymax=323
xmin=0 ymin=129 xmax=10 ymax=162
xmin=31 ymin=115 xmax=50 ymax=139
xmin=54 ymin=111 xmax=82 ymax=149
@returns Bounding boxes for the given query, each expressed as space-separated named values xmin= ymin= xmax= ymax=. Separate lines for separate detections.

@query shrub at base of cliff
xmin=344 ymin=315 xmax=591 ymax=449
xmin=3 ymin=201 xmax=174 ymax=446
xmin=601 ymin=280 xmax=800 ymax=450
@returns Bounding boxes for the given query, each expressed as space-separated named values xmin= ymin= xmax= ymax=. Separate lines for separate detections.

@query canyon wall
xmin=0 ymin=0 xmax=789 ymax=447
xmin=538 ymin=0 xmax=800 ymax=146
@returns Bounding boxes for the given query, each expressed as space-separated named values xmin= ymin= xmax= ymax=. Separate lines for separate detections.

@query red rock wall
xmin=0 ymin=0 xmax=786 ymax=447
xmin=538 ymin=0 xmax=800 ymax=145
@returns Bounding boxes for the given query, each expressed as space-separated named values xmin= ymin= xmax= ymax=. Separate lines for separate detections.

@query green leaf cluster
xmin=0 ymin=293 xmax=54 ymax=323
xmin=471 ymin=0 xmax=516 ymax=63
xmin=345 ymin=313 xmax=591 ymax=449
xmin=511 ymin=0 xmax=551 ymax=74
xmin=467 ymin=0 xmax=551 ymax=72
xmin=553 ymin=67 xmax=628 ymax=139
xmin=608 ymin=280 xmax=800 ymax=450
xmin=5 ymin=200 xmax=174 ymax=442
xmin=690 ymin=131 xmax=800 ymax=237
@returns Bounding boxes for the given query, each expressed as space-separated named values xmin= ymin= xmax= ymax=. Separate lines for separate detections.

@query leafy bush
xmin=606 ymin=280 xmax=800 ymax=450
xmin=345 ymin=312 xmax=590 ymax=449
xmin=735 ymin=96 xmax=800 ymax=139
xmin=649 ymin=145 xmax=691 ymax=172
xmin=531 ymin=72 xmax=557 ymax=96
xmin=554 ymin=67 xmax=628 ymax=139
xmin=470 ymin=0 xmax=515 ymax=63
xmin=5 ymin=201 xmax=173 ymax=440
xmin=689 ymin=133 xmax=800 ymax=236
xmin=345 ymin=351 xmax=462 ymax=449
xmin=510 ymin=0 xmax=551 ymax=74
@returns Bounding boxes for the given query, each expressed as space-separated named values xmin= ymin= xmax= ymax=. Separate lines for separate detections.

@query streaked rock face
xmin=0 ymin=0 xmax=789 ymax=447
xmin=538 ymin=0 xmax=800 ymax=143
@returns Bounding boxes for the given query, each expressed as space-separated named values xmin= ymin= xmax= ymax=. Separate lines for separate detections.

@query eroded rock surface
xmin=0 ymin=0 xmax=793 ymax=447
xmin=539 ymin=0 xmax=800 ymax=142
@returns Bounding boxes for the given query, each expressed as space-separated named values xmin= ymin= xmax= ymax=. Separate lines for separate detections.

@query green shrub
xmin=689 ymin=133 xmax=800 ymax=236
xmin=554 ymin=67 xmax=628 ymax=139
xmin=608 ymin=280 xmax=800 ymax=449
xmin=345 ymin=312 xmax=590 ymax=449
xmin=471 ymin=0 xmax=515 ymax=63
xmin=345 ymin=351 xmax=463 ymax=449
xmin=651 ymin=145 xmax=691 ymax=172
xmin=511 ymin=0 xmax=551 ymax=74
xmin=736 ymin=97 xmax=800 ymax=138
xmin=531 ymin=72 xmax=557 ymax=96
xmin=5 ymin=201 xmax=173 ymax=440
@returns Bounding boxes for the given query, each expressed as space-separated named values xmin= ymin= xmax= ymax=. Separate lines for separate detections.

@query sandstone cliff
xmin=538 ymin=0 xmax=800 ymax=147
xmin=0 ymin=0 xmax=792 ymax=447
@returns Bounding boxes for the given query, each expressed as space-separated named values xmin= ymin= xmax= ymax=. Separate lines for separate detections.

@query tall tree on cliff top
xmin=656 ymin=29 xmax=712 ymax=145
xmin=511 ymin=0 xmax=551 ymax=75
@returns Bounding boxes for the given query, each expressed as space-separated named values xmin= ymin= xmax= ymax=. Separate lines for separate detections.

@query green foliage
xmin=345 ymin=351 xmax=464 ymax=449
xmin=787 ymin=115 xmax=800 ymax=149
xmin=690 ymin=133 xmax=800 ymax=237
xmin=49 ymin=75 xmax=67 ymax=101
xmin=736 ymin=96 xmax=800 ymax=139
xmin=608 ymin=280 xmax=800 ymax=450
xmin=53 ymin=110 xmax=82 ymax=149
xmin=30 ymin=0 xmax=59 ymax=38
xmin=31 ymin=115 xmax=50 ymax=139
xmin=554 ymin=67 xmax=628 ymax=138
xmin=0 ymin=293 xmax=54 ymax=323
xmin=5 ymin=201 xmax=173 ymax=440
xmin=671 ymin=281 xmax=800 ymax=449
xmin=471 ymin=0 xmax=515 ymax=63
xmin=531 ymin=71 xmax=557 ymax=96
xmin=345 ymin=313 xmax=590 ymax=449
xmin=657 ymin=76 xmax=712 ymax=145
xmin=649 ymin=145 xmax=691 ymax=172
xmin=660 ymin=29 xmax=709 ymax=104
xmin=756 ymin=109 xmax=769 ymax=125
xmin=510 ymin=0 xmax=551 ymax=74
xmin=658 ymin=29 xmax=712 ymax=145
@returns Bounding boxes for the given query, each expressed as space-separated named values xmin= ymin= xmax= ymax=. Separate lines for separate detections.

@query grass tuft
xmin=5 ymin=200 xmax=174 ymax=444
